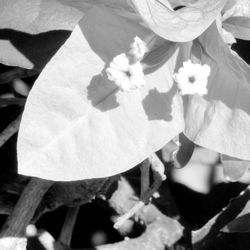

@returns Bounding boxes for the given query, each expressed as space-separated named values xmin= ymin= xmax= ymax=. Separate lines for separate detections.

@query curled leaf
xmin=131 ymin=0 xmax=227 ymax=42
xmin=184 ymin=22 xmax=250 ymax=161
xmin=223 ymin=16 xmax=250 ymax=40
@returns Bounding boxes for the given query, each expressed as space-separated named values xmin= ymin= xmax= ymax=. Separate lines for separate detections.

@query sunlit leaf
xmin=184 ymin=22 xmax=250 ymax=161
xmin=130 ymin=0 xmax=227 ymax=42
xmin=223 ymin=16 xmax=250 ymax=40
xmin=17 ymin=6 xmax=184 ymax=181
xmin=221 ymin=154 xmax=250 ymax=181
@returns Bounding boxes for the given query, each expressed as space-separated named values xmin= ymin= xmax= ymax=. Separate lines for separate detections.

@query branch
xmin=0 ymin=68 xmax=38 ymax=84
xmin=114 ymin=153 xmax=166 ymax=229
xmin=0 ymin=178 xmax=53 ymax=237
xmin=140 ymin=159 xmax=150 ymax=197
xmin=192 ymin=185 xmax=250 ymax=250
xmin=57 ymin=207 xmax=80 ymax=247
xmin=0 ymin=113 xmax=22 ymax=148
xmin=0 ymin=98 xmax=26 ymax=107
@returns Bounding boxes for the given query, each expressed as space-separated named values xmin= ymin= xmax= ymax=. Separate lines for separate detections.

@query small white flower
xmin=173 ymin=60 xmax=211 ymax=96
xmin=129 ymin=36 xmax=148 ymax=61
xmin=106 ymin=53 xmax=145 ymax=92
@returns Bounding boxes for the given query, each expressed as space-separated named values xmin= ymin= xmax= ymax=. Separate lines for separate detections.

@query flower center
xmin=125 ymin=70 xmax=131 ymax=77
xmin=188 ymin=76 xmax=196 ymax=83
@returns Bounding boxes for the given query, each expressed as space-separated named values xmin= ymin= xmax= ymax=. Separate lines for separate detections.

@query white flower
xmin=129 ymin=36 xmax=148 ymax=61
xmin=106 ymin=53 xmax=145 ymax=91
xmin=173 ymin=60 xmax=211 ymax=96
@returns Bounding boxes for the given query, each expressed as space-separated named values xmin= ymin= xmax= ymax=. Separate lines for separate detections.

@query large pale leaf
xmin=184 ymin=23 xmax=250 ymax=161
xmin=17 ymin=6 xmax=184 ymax=181
xmin=130 ymin=0 xmax=227 ymax=42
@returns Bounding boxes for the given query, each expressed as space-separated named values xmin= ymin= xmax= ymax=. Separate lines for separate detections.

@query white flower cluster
xmin=173 ymin=60 xmax=211 ymax=96
xmin=106 ymin=36 xmax=147 ymax=92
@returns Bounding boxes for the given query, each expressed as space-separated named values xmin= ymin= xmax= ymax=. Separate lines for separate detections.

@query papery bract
xmin=17 ymin=5 xmax=184 ymax=181
xmin=184 ymin=23 xmax=250 ymax=161
xmin=131 ymin=0 xmax=227 ymax=42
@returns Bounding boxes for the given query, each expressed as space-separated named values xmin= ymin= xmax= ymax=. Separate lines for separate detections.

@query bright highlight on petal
xmin=106 ymin=36 xmax=146 ymax=92
xmin=173 ymin=60 xmax=211 ymax=96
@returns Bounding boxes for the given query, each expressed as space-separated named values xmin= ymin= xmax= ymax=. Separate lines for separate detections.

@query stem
xmin=58 ymin=207 xmax=80 ymax=246
xmin=0 ymin=114 xmax=22 ymax=148
xmin=0 ymin=98 xmax=26 ymax=107
xmin=0 ymin=178 xmax=53 ymax=237
xmin=140 ymin=159 xmax=150 ymax=198
xmin=0 ymin=68 xmax=38 ymax=84
xmin=114 ymin=154 xmax=165 ymax=229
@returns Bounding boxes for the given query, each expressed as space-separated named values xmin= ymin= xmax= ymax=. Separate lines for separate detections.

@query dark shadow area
xmin=0 ymin=107 xmax=21 ymax=180
xmin=142 ymin=85 xmax=177 ymax=121
xmin=233 ymin=39 xmax=250 ymax=64
xmin=27 ymin=236 xmax=46 ymax=250
xmin=0 ymin=29 xmax=71 ymax=69
xmin=168 ymin=180 xmax=248 ymax=230
xmin=210 ymin=232 xmax=250 ymax=250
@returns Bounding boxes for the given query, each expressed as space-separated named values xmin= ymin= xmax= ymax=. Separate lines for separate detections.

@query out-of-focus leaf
xmin=0 ymin=0 xmax=146 ymax=69
xmin=12 ymin=79 xmax=30 ymax=96
xmin=223 ymin=16 xmax=250 ymax=40
xmin=184 ymin=23 xmax=250 ymax=161
xmin=221 ymin=154 xmax=250 ymax=181
xmin=193 ymin=185 xmax=250 ymax=248
xmin=0 ymin=0 xmax=91 ymax=34
xmin=0 ymin=0 xmax=92 ymax=69
xmin=222 ymin=189 xmax=250 ymax=232
xmin=130 ymin=0 xmax=227 ymax=42
xmin=17 ymin=6 xmax=184 ymax=181
xmin=222 ymin=211 xmax=250 ymax=232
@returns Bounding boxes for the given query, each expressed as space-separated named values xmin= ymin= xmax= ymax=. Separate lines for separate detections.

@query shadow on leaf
xmin=142 ymin=85 xmax=177 ymax=121
xmin=87 ymin=73 xmax=119 ymax=112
